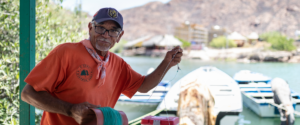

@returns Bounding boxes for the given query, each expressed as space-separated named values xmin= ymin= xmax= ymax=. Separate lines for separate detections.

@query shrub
xmin=175 ymin=37 xmax=191 ymax=48
xmin=209 ymin=36 xmax=236 ymax=48
xmin=110 ymin=40 xmax=127 ymax=53
xmin=0 ymin=0 xmax=88 ymax=124
xmin=260 ymin=32 xmax=296 ymax=51
xmin=259 ymin=31 xmax=282 ymax=42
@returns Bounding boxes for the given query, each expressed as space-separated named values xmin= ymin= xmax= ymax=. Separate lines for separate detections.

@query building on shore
xmin=122 ymin=35 xmax=151 ymax=56
xmin=208 ymin=25 xmax=227 ymax=44
xmin=228 ymin=32 xmax=247 ymax=47
xmin=122 ymin=34 xmax=182 ymax=57
xmin=247 ymin=32 xmax=259 ymax=45
xmin=174 ymin=22 xmax=208 ymax=50
xmin=295 ymin=30 xmax=300 ymax=39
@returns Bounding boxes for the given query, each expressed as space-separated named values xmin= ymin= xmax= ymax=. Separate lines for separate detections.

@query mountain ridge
xmin=120 ymin=0 xmax=300 ymax=41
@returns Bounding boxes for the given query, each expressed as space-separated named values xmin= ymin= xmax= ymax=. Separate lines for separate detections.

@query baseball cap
xmin=92 ymin=7 xmax=123 ymax=30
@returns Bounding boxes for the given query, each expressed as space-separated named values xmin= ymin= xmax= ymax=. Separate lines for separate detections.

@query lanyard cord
xmin=139 ymin=51 xmax=180 ymax=125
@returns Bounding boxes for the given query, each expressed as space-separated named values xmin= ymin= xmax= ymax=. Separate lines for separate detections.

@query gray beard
xmin=95 ymin=43 xmax=110 ymax=52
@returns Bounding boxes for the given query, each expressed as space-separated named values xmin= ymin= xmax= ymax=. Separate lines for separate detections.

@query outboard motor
xmin=271 ymin=78 xmax=295 ymax=125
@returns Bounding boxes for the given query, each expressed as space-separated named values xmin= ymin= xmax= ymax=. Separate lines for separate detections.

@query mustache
xmin=96 ymin=38 xmax=111 ymax=43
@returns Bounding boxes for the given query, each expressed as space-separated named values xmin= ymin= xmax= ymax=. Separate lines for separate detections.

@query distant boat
xmin=117 ymin=81 xmax=171 ymax=105
xmin=157 ymin=66 xmax=243 ymax=125
xmin=233 ymin=70 xmax=271 ymax=84
xmin=233 ymin=70 xmax=300 ymax=117
xmin=115 ymin=68 xmax=171 ymax=120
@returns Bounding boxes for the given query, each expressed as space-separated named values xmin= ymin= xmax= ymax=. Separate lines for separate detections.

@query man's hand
xmin=70 ymin=102 xmax=100 ymax=125
xmin=138 ymin=46 xmax=183 ymax=93
xmin=163 ymin=46 xmax=183 ymax=68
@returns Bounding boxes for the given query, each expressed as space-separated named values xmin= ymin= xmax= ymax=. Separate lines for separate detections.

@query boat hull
xmin=114 ymin=101 xmax=159 ymax=121
xmin=242 ymin=92 xmax=300 ymax=117
xmin=157 ymin=66 xmax=243 ymax=125
xmin=217 ymin=112 xmax=240 ymax=125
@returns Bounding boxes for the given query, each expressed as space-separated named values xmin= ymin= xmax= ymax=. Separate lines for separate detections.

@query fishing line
xmin=138 ymin=49 xmax=181 ymax=125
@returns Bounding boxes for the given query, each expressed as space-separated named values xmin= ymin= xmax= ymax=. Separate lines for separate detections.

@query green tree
xmin=175 ymin=37 xmax=191 ymax=48
xmin=110 ymin=40 xmax=127 ymax=53
xmin=209 ymin=36 xmax=236 ymax=48
xmin=0 ymin=0 xmax=88 ymax=124
xmin=259 ymin=31 xmax=281 ymax=42
xmin=260 ymin=32 xmax=296 ymax=51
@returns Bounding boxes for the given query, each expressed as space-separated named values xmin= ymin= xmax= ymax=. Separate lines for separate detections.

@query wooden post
xmin=19 ymin=0 xmax=36 ymax=124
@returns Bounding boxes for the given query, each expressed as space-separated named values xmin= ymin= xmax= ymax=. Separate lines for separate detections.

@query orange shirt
xmin=24 ymin=41 xmax=145 ymax=125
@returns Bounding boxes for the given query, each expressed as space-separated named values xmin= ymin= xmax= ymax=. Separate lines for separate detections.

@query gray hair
xmin=91 ymin=21 xmax=98 ymax=26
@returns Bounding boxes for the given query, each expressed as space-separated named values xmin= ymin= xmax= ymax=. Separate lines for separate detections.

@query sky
xmin=61 ymin=0 xmax=171 ymax=16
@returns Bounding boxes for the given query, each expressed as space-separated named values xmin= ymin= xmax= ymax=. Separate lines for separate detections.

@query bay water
xmin=120 ymin=55 xmax=300 ymax=125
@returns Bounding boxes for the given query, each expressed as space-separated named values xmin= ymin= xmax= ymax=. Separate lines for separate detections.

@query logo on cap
xmin=108 ymin=9 xmax=118 ymax=18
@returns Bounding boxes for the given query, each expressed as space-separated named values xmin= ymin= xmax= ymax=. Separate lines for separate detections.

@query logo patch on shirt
xmin=76 ymin=64 xmax=93 ymax=82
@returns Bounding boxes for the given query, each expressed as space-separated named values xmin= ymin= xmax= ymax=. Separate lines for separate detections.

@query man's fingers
xmin=81 ymin=115 xmax=96 ymax=124
xmin=174 ymin=52 xmax=183 ymax=57
xmin=172 ymin=46 xmax=183 ymax=52
xmin=172 ymin=45 xmax=180 ymax=50
xmin=167 ymin=50 xmax=177 ymax=58
xmin=80 ymin=109 xmax=96 ymax=124
xmin=169 ymin=49 xmax=182 ymax=56
xmin=87 ymin=104 xmax=100 ymax=109
xmin=164 ymin=46 xmax=183 ymax=66
xmin=175 ymin=48 xmax=183 ymax=53
xmin=71 ymin=102 xmax=100 ymax=124
xmin=171 ymin=52 xmax=183 ymax=60
xmin=173 ymin=58 xmax=181 ymax=64
xmin=83 ymin=102 xmax=100 ymax=108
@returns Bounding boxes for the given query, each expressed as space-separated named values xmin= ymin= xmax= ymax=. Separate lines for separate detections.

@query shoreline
xmin=184 ymin=48 xmax=300 ymax=63
xmin=121 ymin=47 xmax=300 ymax=63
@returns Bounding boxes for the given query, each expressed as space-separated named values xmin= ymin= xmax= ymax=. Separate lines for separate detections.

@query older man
xmin=21 ymin=7 xmax=183 ymax=125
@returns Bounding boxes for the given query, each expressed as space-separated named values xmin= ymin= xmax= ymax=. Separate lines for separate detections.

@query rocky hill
xmin=120 ymin=0 xmax=300 ymax=40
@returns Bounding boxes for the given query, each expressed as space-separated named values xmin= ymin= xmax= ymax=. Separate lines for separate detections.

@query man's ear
xmin=116 ymin=31 xmax=124 ymax=43
xmin=88 ymin=22 xmax=93 ymax=35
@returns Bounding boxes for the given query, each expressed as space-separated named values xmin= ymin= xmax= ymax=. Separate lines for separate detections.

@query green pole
xmin=19 ymin=0 xmax=36 ymax=125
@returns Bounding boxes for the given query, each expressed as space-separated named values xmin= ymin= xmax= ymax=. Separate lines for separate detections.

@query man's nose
xmin=101 ymin=31 xmax=110 ymax=38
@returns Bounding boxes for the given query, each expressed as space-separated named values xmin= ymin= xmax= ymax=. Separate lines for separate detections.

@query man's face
xmin=88 ymin=20 xmax=124 ymax=53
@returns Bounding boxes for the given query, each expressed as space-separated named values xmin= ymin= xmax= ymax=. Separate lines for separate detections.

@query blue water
xmin=122 ymin=56 xmax=300 ymax=125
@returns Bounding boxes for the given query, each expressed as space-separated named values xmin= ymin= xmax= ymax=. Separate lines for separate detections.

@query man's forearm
xmin=21 ymin=84 xmax=73 ymax=116
xmin=138 ymin=46 xmax=183 ymax=93
xmin=138 ymin=60 xmax=171 ymax=93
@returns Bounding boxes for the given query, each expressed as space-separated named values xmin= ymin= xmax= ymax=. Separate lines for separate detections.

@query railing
xmin=128 ymin=109 xmax=164 ymax=125
xmin=128 ymin=109 xmax=178 ymax=125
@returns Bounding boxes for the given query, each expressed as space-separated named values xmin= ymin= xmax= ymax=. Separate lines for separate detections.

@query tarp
xmin=178 ymin=80 xmax=216 ymax=125
xmin=142 ymin=34 xmax=182 ymax=47
xmin=247 ymin=32 xmax=259 ymax=39
xmin=228 ymin=32 xmax=246 ymax=40
xmin=123 ymin=35 xmax=151 ymax=47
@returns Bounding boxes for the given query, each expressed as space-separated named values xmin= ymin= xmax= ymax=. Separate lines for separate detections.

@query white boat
xmin=234 ymin=70 xmax=300 ymax=117
xmin=115 ymin=81 xmax=171 ymax=120
xmin=233 ymin=70 xmax=271 ymax=84
xmin=117 ymin=81 xmax=171 ymax=105
xmin=157 ymin=66 xmax=243 ymax=125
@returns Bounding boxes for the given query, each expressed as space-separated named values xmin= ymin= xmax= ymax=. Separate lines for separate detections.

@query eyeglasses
xmin=93 ymin=24 xmax=121 ymax=37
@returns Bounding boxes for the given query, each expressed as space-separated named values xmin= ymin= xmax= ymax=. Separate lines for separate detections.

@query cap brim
xmin=94 ymin=18 xmax=122 ymax=30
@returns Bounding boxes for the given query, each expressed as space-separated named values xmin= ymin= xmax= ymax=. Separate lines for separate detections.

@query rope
xmin=139 ymin=50 xmax=181 ymax=125
xmin=267 ymin=102 xmax=300 ymax=116
xmin=97 ymin=107 xmax=123 ymax=125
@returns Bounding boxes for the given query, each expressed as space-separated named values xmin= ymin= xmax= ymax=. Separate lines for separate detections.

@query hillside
xmin=120 ymin=0 xmax=300 ymax=40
